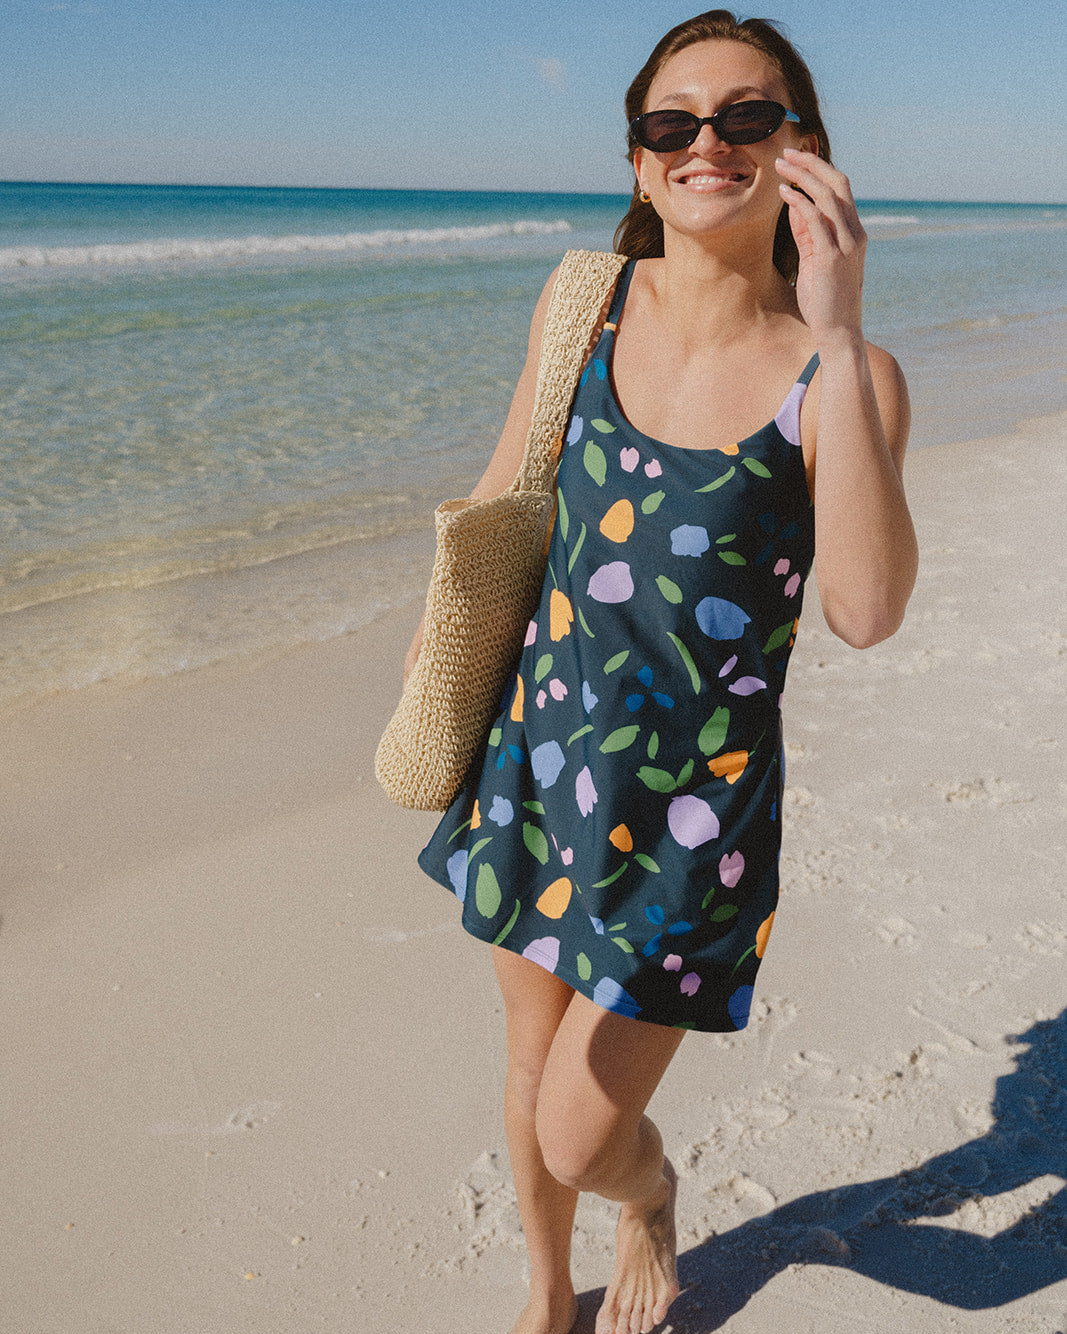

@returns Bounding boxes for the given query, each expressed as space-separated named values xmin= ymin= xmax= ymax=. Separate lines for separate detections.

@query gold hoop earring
xmin=639 ymin=190 xmax=651 ymax=203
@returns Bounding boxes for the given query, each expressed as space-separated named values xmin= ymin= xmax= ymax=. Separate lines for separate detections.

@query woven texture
xmin=375 ymin=248 xmax=628 ymax=810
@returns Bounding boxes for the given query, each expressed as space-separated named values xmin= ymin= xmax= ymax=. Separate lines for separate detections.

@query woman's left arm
xmin=778 ymin=148 xmax=918 ymax=649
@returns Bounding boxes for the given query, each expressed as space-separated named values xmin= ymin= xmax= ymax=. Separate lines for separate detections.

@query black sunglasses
xmin=629 ymin=100 xmax=801 ymax=152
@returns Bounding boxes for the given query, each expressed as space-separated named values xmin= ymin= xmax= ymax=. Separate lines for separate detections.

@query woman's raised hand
xmin=776 ymin=147 xmax=867 ymax=349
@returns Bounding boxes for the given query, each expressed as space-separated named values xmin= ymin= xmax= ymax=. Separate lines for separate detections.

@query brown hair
xmin=613 ymin=10 xmax=831 ymax=283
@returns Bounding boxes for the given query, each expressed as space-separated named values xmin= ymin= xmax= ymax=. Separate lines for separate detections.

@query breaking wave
xmin=0 ymin=218 xmax=573 ymax=269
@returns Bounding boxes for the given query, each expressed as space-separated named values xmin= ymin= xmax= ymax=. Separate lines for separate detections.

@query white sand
xmin=1 ymin=414 xmax=1064 ymax=1333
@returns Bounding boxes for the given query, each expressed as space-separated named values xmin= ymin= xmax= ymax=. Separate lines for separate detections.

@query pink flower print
xmin=536 ymin=689 xmax=548 ymax=709
xmin=784 ymin=573 xmax=801 ymax=597
xmin=663 ymin=954 xmax=683 ymax=971
xmin=575 ymin=765 xmax=598 ymax=817
xmin=774 ymin=558 xmax=790 ymax=576
xmin=620 ymin=446 xmax=640 ymax=472
xmin=644 ymin=459 xmax=662 ymax=478
xmin=524 ymin=620 xmax=538 ymax=647
xmin=719 ymin=850 xmax=745 ymax=887
xmin=680 ymin=972 xmax=701 ymax=997
xmin=551 ymin=834 xmax=575 ymax=867
xmin=549 ymin=677 xmax=568 ymax=701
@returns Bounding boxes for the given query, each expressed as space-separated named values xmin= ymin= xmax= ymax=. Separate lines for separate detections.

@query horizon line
xmin=2 ymin=180 xmax=1065 ymax=209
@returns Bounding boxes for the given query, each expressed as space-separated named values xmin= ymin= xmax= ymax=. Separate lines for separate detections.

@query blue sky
xmin=3 ymin=0 xmax=1065 ymax=202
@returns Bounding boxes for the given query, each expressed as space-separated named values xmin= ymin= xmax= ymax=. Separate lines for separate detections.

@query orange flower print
xmin=549 ymin=588 xmax=574 ymax=641
xmin=755 ymin=911 xmax=775 ymax=958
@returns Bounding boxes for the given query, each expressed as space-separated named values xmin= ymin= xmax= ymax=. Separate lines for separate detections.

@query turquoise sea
xmin=1 ymin=183 xmax=1065 ymax=710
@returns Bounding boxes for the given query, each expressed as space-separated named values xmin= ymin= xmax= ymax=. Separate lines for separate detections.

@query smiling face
xmin=634 ymin=39 xmax=813 ymax=249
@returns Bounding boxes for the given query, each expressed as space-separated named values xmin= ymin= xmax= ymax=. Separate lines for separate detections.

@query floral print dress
xmin=419 ymin=261 xmax=819 ymax=1031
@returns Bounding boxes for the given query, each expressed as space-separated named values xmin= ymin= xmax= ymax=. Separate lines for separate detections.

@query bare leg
xmin=536 ymin=992 xmax=685 ymax=1334
xmin=493 ymin=947 xmax=580 ymax=1334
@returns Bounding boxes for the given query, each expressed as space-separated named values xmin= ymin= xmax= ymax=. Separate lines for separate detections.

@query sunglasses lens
xmin=716 ymin=101 xmax=786 ymax=144
xmin=634 ymin=110 xmax=698 ymax=152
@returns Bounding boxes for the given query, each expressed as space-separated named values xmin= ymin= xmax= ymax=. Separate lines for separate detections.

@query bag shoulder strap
xmin=511 ymin=249 xmax=629 ymax=495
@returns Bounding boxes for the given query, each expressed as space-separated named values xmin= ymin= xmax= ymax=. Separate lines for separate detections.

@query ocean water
xmin=1 ymin=183 xmax=1065 ymax=711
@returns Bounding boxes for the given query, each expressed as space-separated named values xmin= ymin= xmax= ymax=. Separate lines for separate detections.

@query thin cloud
xmin=534 ymin=57 xmax=568 ymax=92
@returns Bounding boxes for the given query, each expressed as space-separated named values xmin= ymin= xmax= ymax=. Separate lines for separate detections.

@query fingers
xmin=776 ymin=148 xmax=866 ymax=248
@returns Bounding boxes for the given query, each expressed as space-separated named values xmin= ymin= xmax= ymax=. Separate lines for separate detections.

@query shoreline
xmin=2 ymin=410 xmax=1065 ymax=1331
xmin=3 ymin=398 xmax=1065 ymax=723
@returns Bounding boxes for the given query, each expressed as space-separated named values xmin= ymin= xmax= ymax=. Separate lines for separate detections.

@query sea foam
xmin=0 ymin=218 xmax=572 ymax=269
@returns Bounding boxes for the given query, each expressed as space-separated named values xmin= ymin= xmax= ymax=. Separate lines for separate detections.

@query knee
xmin=536 ymin=1114 xmax=619 ymax=1193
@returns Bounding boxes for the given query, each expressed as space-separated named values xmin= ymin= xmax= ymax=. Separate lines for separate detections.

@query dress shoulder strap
xmin=797 ymin=352 xmax=820 ymax=386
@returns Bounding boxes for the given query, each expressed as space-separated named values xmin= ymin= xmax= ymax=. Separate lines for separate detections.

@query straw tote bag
xmin=375 ymin=248 xmax=628 ymax=811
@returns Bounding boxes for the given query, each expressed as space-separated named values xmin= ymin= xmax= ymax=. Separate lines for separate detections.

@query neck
xmin=651 ymin=228 xmax=799 ymax=346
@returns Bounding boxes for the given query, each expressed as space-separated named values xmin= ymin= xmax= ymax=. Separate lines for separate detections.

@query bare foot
xmin=509 ymin=1290 xmax=578 ymax=1334
xmin=595 ymin=1158 xmax=679 ymax=1334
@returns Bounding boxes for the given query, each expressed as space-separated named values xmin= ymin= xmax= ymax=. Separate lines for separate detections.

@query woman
xmin=412 ymin=11 xmax=917 ymax=1333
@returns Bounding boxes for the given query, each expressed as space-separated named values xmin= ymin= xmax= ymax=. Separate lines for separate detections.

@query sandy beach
xmin=2 ymin=410 xmax=1065 ymax=1333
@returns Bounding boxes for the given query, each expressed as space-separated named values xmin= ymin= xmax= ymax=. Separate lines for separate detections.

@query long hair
xmin=614 ymin=10 xmax=832 ymax=283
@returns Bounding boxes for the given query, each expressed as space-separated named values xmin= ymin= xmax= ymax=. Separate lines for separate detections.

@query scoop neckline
xmin=601 ymin=259 xmax=817 ymax=456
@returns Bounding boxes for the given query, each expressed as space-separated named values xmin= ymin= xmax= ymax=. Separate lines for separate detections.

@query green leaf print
xmin=600 ymin=725 xmax=640 ymax=753
xmin=577 ymin=952 xmax=593 ymax=982
xmin=611 ymin=937 xmax=636 ymax=954
xmin=697 ymin=466 xmax=736 ymax=493
xmin=590 ymin=418 xmax=616 ymax=434
xmin=676 ymin=758 xmax=695 ymax=787
xmin=716 ymin=533 xmax=737 ymax=544
xmin=557 ymin=490 xmax=570 ymax=542
xmin=731 ymin=944 xmax=757 ymax=975
xmin=523 ymin=800 xmax=546 ymax=814
xmin=584 ymin=441 xmax=607 ymax=485
xmin=603 ymin=650 xmax=630 ymax=674
xmin=493 ymin=900 xmax=521 ymax=945
xmin=488 ymin=726 xmax=502 ymax=746
xmin=647 ymin=730 xmax=660 ymax=760
xmin=634 ymin=853 xmax=661 ymax=873
xmin=718 ymin=551 xmax=747 ymax=565
xmin=567 ymin=724 xmax=594 ymax=746
xmin=475 ymin=863 xmax=502 ymax=918
xmin=666 ymin=633 xmax=702 ymax=694
xmin=655 ymin=575 xmax=683 ymax=604
xmin=641 ymin=490 xmax=666 ymax=515
xmin=523 ymin=823 xmax=550 ymax=865
xmin=742 ymin=457 xmax=772 ymax=478
xmin=701 ymin=886 xmax=717 ymax=909
xmin=709 ymin=903 xmax=739 ymax=922
xmin=608 ymin=922 xmax=628 ymax=932
xmin=534 ymin=653 xmax=553 ymax=683
xmin=593 ymin=864 xmax=629 ymax=889
xmin=698 ymin=706 xmax=731 ymax=756
xmin=637 ymin=766 xmax=677 ymax=793
xmin=469 ymin=837 xmax=493 ymax=859
xmin=577 ymin=606 xmax=596 ymax=638
xmin=566 ymin=522 xmax=586 ymax=574
xmin=763 ymin=620 xmax=795 ymax=653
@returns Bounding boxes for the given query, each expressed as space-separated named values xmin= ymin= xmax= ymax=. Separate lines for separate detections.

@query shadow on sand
xmin=573 ymin=1011 xmax=1067 ymax=1332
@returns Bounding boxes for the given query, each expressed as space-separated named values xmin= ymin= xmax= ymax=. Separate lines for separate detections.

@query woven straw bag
xmin=375 ymin=248 xmax=628 ymax=811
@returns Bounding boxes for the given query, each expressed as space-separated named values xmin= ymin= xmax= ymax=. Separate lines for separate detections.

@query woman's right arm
xmin=403 ymin=267 xmax=560 ymax=683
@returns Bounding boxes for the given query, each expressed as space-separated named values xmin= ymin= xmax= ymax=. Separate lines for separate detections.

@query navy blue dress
xmin=419 ymin=261 xmax=818 ymax=1031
